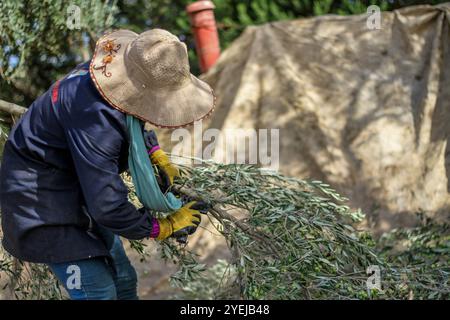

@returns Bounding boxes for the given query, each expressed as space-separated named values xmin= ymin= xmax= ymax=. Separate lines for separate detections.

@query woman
xmin=0 ymin=29 xmax=214 ymax=299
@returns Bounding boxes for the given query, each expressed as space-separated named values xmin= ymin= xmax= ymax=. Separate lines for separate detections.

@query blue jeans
xmin=48 ymin=235 xmax=138 ymax=300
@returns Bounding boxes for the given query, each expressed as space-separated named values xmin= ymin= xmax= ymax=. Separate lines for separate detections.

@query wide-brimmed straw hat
xmin=89 ymin=29 xmax=215 ymax=128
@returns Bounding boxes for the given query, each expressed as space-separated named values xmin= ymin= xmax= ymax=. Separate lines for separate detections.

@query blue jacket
xmin=0 ymin=62 xmax=154 ymax=263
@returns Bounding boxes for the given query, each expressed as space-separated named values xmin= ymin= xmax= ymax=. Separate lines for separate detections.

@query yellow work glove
xmin=157 ymin=201 xmax=208 ymax=241
xmin=150 ymin=149 xmax=180 ymax=185
xmin=144 ymin=129 xmax=180 ymax=185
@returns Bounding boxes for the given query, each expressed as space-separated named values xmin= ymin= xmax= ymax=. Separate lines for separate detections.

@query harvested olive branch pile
xmin=151 ymin=160 xmax=449 ymax=300
xmin=165 ymin=161 xmax=383 ymax=299
xmin=0 ymin=245 xmax=65 ymax=300
xmin=376 ymin=218 xmax=450 ymax=299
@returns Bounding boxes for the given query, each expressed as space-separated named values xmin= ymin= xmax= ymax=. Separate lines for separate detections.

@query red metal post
xmin=186 ymin=1 xmax=221 ymax=73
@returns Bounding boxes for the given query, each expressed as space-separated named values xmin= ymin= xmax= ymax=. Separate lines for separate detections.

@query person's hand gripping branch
xmin=144 ymin=129 xmax=181 ymax=191
xmin=155 ymin=201 xmax=210 ymax=241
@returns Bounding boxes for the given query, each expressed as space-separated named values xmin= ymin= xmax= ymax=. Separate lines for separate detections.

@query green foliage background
xmin=1 ymin=0 xmax=448 ymax=107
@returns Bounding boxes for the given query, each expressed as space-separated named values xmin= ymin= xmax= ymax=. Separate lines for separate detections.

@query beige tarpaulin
xmin=198 ymin=3 xmax=450 ymax=232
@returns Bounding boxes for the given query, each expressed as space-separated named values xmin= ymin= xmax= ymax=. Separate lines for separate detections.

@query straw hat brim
xmin=89 ymin=30 xmax=215 ymax=128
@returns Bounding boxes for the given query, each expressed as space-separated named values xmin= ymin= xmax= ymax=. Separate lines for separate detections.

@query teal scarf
xmin=126 ymin=115 xmax=182 ymax=212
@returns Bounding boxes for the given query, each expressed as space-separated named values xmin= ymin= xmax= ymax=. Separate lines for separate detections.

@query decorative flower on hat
xmin=92 ymin=39 xmax=121 ymax=78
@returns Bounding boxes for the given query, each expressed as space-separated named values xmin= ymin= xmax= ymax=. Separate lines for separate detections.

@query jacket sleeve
xmin=63 ymin=100 xmax=154 ymax=240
